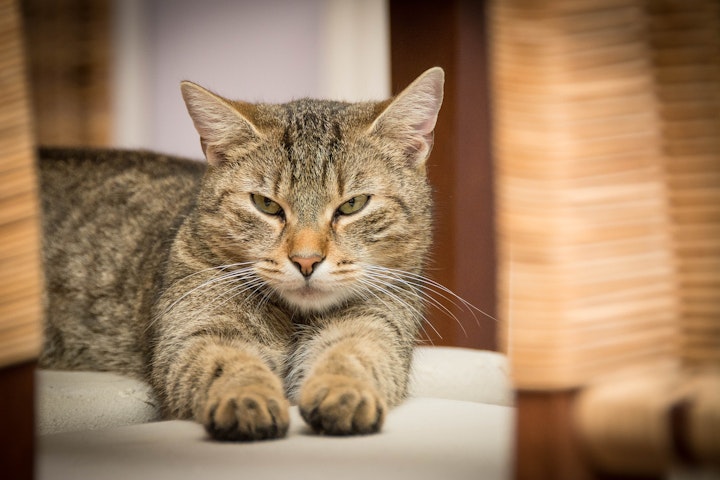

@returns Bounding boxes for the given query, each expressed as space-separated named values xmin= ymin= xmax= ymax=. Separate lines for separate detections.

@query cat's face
xmin=182 ymin=68 xmax=444 ymax=313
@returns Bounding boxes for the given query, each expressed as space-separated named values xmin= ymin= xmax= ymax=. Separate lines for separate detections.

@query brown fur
xmin=39 ymin=68 xmax=445 ymax=440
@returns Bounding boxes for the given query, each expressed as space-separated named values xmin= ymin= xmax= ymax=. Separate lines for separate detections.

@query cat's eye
xmin=337 ymin=195 xmax=370 ymax=216
xmin=251 ymin=193 xmax=283 ymax=217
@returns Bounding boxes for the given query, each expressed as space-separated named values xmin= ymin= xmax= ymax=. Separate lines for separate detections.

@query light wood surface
xmin=0 ymin=0 xmax=43 ymax=369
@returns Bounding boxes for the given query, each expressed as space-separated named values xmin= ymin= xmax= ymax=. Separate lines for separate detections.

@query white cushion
xmin=37 ymin=346 xmax=513 ymax=435
xmin=38 ymin=398 xmax=514 ymax=480
xmin=36 ymin=370 xmax=160 ymax=435
xmin=409 ymin=346 xmax=513 ymax=406
xmin=37 ymin=347 xmax=514 ymax=479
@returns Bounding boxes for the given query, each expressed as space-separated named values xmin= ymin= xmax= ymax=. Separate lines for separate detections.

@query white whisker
xmin=365 ymin=264 xmax=496 ymax=323
xmin=147 ymin=262 xmax=262 ymax=331
xmin=362 ymin=269 xmax=468 ymax=337
xmin=356 ymin=276 xmax=443 ymax=341
xmin=358 ymin=263 xmax=496 ymax=340
xmin=198 ymin=276 xmax=267 ymax=316
xmin=363 ymin=270 xmax=469 ymax=338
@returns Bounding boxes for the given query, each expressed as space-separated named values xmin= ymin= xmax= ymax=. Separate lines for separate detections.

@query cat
xmin=38 ymin=67 xmax=444 ymax=441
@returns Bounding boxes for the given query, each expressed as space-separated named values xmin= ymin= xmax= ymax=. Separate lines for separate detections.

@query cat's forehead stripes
xmin=281 ymin=100 xmax=346 ymax=182
xmin=280 ymin=101 xmax=378 ymax=183
xmin=272 ymin=100 xmax=353 ymax=223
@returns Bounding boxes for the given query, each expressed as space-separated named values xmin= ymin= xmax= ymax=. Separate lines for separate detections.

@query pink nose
xmin=290 ymin=255 xmax=324 ymax=277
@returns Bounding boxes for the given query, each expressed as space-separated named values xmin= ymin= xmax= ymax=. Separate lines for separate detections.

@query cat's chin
xmin=279 ymin=285 xmax=350 ymax=313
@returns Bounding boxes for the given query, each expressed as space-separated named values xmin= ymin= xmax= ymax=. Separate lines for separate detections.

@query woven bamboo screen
xmin=21 ymin=0 xmax=111 ymax=147
xmin=0 ymin=0 xmax=43 ymax=368
xmin=491 ymin=0 xmax=719 ymax=474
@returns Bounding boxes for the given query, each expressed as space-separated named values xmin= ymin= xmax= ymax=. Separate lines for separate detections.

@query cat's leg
xmin=292 ymin=316 xmax=414 ymax=436
xmin=151 ymin=331 xmax=290 ymax=441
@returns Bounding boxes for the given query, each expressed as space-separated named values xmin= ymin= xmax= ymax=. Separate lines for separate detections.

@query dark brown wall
xmin=390 ymin=0 xmax=496 ymax=350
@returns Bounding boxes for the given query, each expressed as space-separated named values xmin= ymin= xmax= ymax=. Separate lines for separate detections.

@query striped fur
xmin=39 ymin=68 xmax=444 ymax=440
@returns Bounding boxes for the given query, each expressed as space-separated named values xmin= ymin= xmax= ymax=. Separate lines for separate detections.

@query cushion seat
xmin=37 ymin=347 xmax=514 ymax=480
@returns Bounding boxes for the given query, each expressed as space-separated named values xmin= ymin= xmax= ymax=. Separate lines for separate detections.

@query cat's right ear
xmin=180 ymin=81 xmax=261 ymax=166
xmin=368 ymin=67 xmax=444 ymax=169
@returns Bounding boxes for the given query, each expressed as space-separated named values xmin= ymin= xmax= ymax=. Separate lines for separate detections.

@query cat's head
xmin=181 ymin=68 xmax=443 ymax=313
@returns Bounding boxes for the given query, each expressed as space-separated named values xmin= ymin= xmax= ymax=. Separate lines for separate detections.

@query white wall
xmin=111 ymin=0 xmax=390 ymax=159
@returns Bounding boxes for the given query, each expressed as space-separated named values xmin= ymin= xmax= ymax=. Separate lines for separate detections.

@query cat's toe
xmin=203 ymin=386 xmax=290 ymax=441
xmin=299 ymin=374 xmax=386 ymax=436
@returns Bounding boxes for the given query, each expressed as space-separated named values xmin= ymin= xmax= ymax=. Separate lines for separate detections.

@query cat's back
xmin=39 ymin=148 xmax=206 ymax=259
xmin=39 ymin=147 xmax=206 ymax=217
xmin=39 ymin=147 xmax=206 ymax=376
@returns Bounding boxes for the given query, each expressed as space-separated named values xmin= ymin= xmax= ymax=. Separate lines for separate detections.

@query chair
xmin=491 ymin=0 xmax=720 ymax=477
xmin=0 ymin=0 xmax=44 ymax=478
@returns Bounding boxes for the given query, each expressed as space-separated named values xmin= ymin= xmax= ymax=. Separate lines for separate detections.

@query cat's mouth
xmin=293 ymin=284 xmax=325 ymax=297
xmin=279 ymin=283 xmax=350 ymax=312
xmin=290 ymin=284 xmax=338 ymax=303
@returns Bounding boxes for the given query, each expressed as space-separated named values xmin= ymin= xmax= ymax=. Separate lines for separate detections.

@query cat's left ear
xmin=368 ymin=67 xmax=444 ymax=168
xmin=180 ymin=81 xmax=261 ymax=166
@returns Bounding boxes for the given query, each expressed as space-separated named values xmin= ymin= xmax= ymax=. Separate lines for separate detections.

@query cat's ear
xmin=180 ymin=81 xmax=261 ymax=166
xmin=368 ymin=67 xmax=444 ymax=168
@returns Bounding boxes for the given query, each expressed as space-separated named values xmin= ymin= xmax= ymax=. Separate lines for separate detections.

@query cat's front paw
xmin=299 ymin=374 xmax=386 ymax=436
xmin=203 ymin=381 xmax=290 ymax=441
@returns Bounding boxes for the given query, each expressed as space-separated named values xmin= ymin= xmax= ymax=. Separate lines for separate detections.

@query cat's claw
xmin=299 ymin=374 xmax=386 ymax=436
xmin=203 ymin=384 xmax=290 ymax=441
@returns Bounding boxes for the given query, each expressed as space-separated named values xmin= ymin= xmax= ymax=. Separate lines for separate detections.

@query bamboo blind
xmin=21 ymin=0 xmax=111 ymax=147
xmin=491 ymin=0 xmax=719 ymax=474
xmin=0 ymin=0 xmax=43 ymax=368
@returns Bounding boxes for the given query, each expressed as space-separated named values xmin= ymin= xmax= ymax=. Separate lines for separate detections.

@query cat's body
xmin=39 ymin=68 xmax=444 ymax=440
xmin=39 ymin=149 xmax=205 ymax=376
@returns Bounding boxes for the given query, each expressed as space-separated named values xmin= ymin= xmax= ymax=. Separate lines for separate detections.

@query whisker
xmin=364 ymin=264 xmax=497 ymax=323
xmin=250 ymin=281 xmax=274 ymax=311
xmin=173 ymin=261 xmax=257 ymax=285
xmin=360 ymin=263 xmax=499 ymax=341
xmin=366 ymin=278 xmax=444 ymax=345
xmin=362 ymin=273 xmax=467 ymax=337
xmin=356 ymin=277 xmax=423 ymax=319
xmin=166 ymin=268 xmax=256 ymax=311
xmin=356 ymin=277 xmax=443 ymax=341
xmin=147 ymin=263 xmax=259 ymax=331
xmin=362 ymin=269 xmax=468 ymax=338
xmin=198 ymin=276 xmax=267 ymax=316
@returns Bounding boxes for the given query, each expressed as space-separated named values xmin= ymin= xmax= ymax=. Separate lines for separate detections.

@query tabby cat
xmin=39 ymin=67 xmax=444 ymax=441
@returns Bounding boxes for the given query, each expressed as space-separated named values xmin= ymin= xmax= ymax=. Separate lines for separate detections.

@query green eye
xmin=251 ymin=193 xmax=283 ymax=216
xmin=337 ymin=195 xmax=370 ymax=216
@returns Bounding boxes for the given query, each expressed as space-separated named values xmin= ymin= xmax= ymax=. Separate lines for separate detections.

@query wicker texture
xmin=491 ymin=0 xmax=720 ymax=473
xmin=492 ymin=0 xmax=679 ymax=390
xmin=0 ymin=0 xmax=43 ymax=368
xmin=649 ymin=0 xmax=720 ymax=366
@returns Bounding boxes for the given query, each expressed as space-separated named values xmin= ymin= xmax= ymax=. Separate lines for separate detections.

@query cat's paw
xmin=299 ymin=374 xmax=386 ymax=436
xmin=203 ymin=382 xmax=290 ymax=441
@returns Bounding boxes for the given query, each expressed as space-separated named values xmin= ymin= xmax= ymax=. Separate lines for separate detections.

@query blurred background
xmin=20 ymin=0 xmax=496 ymax=351
xmin=23 ymin=0 xmax=391 ymax=156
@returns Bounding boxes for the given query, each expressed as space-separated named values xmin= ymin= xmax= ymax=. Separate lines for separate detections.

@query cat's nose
xmin=290 ymin=254 xmax=324 ymax=277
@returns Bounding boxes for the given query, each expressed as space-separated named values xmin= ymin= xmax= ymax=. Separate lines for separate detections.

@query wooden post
xmin=0 ymin=1 xmax=43 ymax=478
xmin=390 ymin=0 xmax=497 ymax=351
